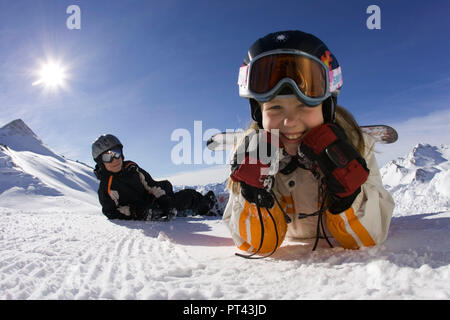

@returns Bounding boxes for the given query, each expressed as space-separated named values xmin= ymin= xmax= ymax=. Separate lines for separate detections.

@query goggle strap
xmin=329 ymin=67 xmax=343 ymax=92
xmin=238 ymin=65 xmax=249 ymax=86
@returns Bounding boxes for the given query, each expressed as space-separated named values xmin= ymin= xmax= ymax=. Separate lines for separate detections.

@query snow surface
xmin=1 ymin=208 xmax=448 ymax=300
xmin=0 ymin=119 xmax=449 ymax=300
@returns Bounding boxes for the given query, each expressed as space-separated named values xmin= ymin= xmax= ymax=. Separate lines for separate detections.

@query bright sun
xmin=33 ymin=61 xmax=67 ymax=89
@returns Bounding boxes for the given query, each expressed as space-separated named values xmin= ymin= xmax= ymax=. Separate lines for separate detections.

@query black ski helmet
xmin=91 ymin=134 xmax=123 ymax=162
xmin=239 ymin=30 xmax=342 ymax=126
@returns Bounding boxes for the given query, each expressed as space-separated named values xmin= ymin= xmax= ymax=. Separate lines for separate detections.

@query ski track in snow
xmin=0 ymin=209 xmax=449 ymax=300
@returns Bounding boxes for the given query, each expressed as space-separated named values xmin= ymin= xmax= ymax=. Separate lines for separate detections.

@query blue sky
xmin=1 ymin=0 xmax=449 ymax=178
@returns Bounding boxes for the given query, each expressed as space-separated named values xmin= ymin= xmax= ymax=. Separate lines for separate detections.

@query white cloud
xmin=375 ymin=108 xmax=450 ymax=166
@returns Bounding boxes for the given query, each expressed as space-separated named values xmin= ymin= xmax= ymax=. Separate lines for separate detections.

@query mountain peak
xmin=0 ymin=119 xmax=57 ymax=157
xmin=0 ymin=119 xmax=39 ymax=139
xmin=380 ymin=143 xmax=450 ymax=215
xmin=409 ymin=143 xmax=447 ymax=167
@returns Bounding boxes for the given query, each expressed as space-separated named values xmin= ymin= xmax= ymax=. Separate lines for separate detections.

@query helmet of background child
xmin=238 ymin=30 xmax=343 ymax=125
xmin=91 ymin=134 xmax=123 ymax=161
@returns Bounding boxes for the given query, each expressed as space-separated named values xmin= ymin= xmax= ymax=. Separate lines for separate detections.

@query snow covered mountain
xmin=0 ymin=119 xmax=99 ymax=212
xmin=0 ymin=119 xmax=60 ymax=158
xmin=380 ymin=143 xmax=450 ymax=216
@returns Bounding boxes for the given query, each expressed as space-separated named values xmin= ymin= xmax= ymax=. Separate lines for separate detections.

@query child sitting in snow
xmin=223 ymin=30 xmax=395 ymax=258
xmin=92 ymin=134 xmax=175 ymax=221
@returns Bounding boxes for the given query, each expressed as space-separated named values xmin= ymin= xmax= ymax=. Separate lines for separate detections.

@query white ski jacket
xmin=222 ymin=133 xmax=395 ymax=253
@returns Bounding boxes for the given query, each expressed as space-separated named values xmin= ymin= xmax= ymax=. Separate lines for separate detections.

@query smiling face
xmin=261 ymin=96 xmax=324 ymax=156
xmin=103 ymin=156 xmax=123 ymax=173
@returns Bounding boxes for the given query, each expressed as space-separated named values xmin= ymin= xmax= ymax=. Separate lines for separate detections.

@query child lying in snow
xmin=223 ymin=30 xmax=395 ymax=258
xmin=92 ymin=134 xmax=175 ymax=221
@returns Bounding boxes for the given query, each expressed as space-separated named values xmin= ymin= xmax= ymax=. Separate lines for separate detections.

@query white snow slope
xmin=0 ymin=120 xmax=449 ymax=300
xmin=0 ymin=120 xmax=99 ymax=213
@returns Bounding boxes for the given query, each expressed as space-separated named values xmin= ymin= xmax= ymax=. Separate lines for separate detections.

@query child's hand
xmin=239 ymin=181 xmax=275 ymax=208
xmin=298 ymin=123 xmax=370 ymax=213
xmin=230 ymin=130 xmax=281 ymax=190
xmin=229 ymin=130 xmax=282 ymax=207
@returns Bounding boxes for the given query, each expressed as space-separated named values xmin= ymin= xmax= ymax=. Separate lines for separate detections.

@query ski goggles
xmin=101 ymin=147 xmax=122 ymax=163
xmin=238 ymin=49 xmax=342 ymax=106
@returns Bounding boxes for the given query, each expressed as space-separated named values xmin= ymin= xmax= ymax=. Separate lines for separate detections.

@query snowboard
xmin=206 ymin=125 xmax=398 ymax=151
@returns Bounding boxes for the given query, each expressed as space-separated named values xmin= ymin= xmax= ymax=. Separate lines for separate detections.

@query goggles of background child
xmin=238 ymin=49 xmax=342 ymax=106
xmin=101 ymin=147 xmax=122 ymax=163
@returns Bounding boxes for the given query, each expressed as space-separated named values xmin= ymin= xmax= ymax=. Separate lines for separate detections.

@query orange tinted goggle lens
xmin=249 ymin=54 xmax=327 ymax=98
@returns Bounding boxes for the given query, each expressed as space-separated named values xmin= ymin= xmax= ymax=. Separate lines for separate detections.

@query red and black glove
xmin=298 ymin=123 xmax=370 ymax=214
xmin=230 ymin=130 xmax=282 ymax=208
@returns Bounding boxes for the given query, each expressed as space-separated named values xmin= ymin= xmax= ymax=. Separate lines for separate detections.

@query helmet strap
xmin=322 ymin=96 xmax=336 ymax=124
xmin=250 ymin=99 xmax=264 ymax=128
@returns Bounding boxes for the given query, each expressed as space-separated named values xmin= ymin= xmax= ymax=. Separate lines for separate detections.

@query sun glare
xmin=33 ymin=61 xmax=67 ymax=90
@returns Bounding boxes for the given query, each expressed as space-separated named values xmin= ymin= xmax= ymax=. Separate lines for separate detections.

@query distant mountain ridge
xmin=380 ymin=143 xmax=450 ymax=215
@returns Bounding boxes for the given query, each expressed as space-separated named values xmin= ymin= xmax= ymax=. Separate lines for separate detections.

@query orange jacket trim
xmin=326 ymin=211 xmax=359 ymax=249
xmin=107 ymin=175 xmax=113 ymax=196
xmin=326 ymin=207 xmax=376 ymax=249
xmin=236 ymin=201 xmax=287 ymax=254
xmin=345 ymin=208 xmax=376 ymax=247
xmin=238 ymin=202 xmax=251 ymax=250
xmin=280 ymin=195 xmax=295 ymax=214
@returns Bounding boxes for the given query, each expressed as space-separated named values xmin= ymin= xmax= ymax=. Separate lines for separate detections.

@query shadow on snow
xmin=110 ymin=216 xmax=234 ymax=247
xmin=273 ymin=212 xmax=450 ymax=269
xmin=109 ymin=211 xmax=449 ymax=268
